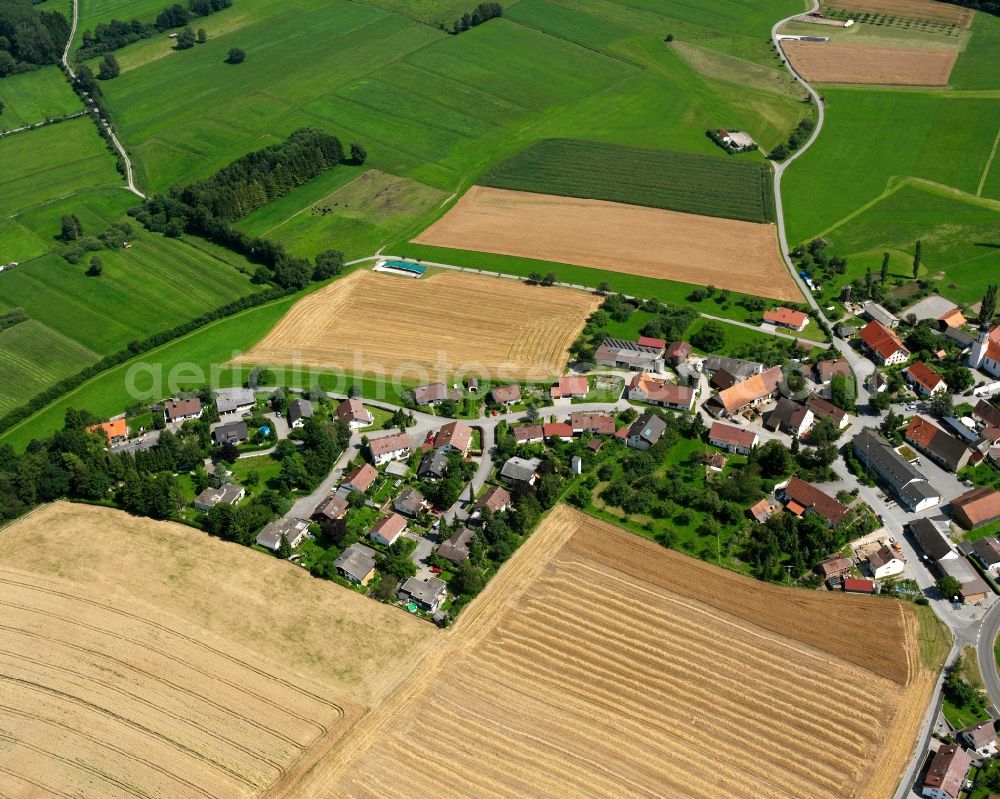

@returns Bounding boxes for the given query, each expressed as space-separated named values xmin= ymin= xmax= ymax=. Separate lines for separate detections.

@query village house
xmin=287 ymin=398 xmax=314 ymax=428
xmin=708 ymin=421 xmax=759 ymax=455
xmin=368 ymin=432 xmax=411 ymax=465
xmin=215 ymin=387 xmax=255 ymax=417
xmin=342 ymin=462 xmax=377 ymax=493
xmin=394 ymin=487 xmax=426 ymax=517
xmin=212 ymin=420 xmax=249 ymax=445
xmin=854 ymin=429 xmax=940 ymax=512
xmin=922 ymin=744 xmax=972 ymax=799
xmin=951 ymin=486 xmax=1000 ymax=529
xmin=256 ymin=518 xmax=310 ymax=551
xmin=814 ymin=358 xmax=851 ymax=386
xmin=474 ymin=485 xmax=512 ymax=515
xmin=370 ymin=512 xmax=407 ymax=546
xmin=313 ymin=489 xmax=350 ymax=522
xmin=664 ymin=341 xmax=691 ymax=366
xmin=969 ymin=326 xmax=1000 ymax=378
xmin=628 ymin=373 xmax=695 ymax=411
xmin=959 ymin=721 xmax=998 ymax=760
xmin=817 ymin=556 xmax=853 ymax=583
xmin=747 ymin=498 xmax=779 ymax=524
xmin=418 ymin=450 xmax=449 ymax=481
xmin=763 ymin=307 xmax=809 ymax=331
xmin=861 ymin=300 xmax=900 ymax=329
xmin=570 ymin=412 xmax=616 ymax=435
xmin=778 ymin=477 xmax=849 ymax=527
xmin=594 ymin=338 xmax=665 ymax=372
xmin=843 ymin=577 xmax=876 ymax=594
xmin=87 ymin=418 xmax=128 ymax=445
xmin=708 ymin=366 xmax=783 ymax=417
xmin=626 ymin=412 xmax=667 ymax=450
xmin=543 ymin=422 xmax=574 ymax=441
xmin=905 ymin=416 xmax=972 ymax=473
xmin=763 ymin=398 xmax=814 ymax=438
xmin=397 ymin=576 xmax=447 ymax=612
xmin=490 ymin=384 xmax=521 ymax=406
xmin=413 ymin=382 xmax=462 ymax=406
xmin=193 ymin=483 xmax=245 ymax=512
xmin=334 ymin=543 xmax=377 ymax=586
xmin=867 ymin=544 xmax=905 ymax=580
xmin=513 ymin=424 xmax=544 ymax=445
xmin=164 ymin=397 xmax=202 ymax=423
xmin=336 ymin=397 xmax=372 ymax=428
xmin=859 ymin=320 xmax=910 ymax=366
xmin=701 ymin=355 xmax=764 ymax=381
xmin=974 ymin=400 xmax=1000 ymax=430
xmin=804 ymin=394 xmax=848 ymax=429
xmin=550 ymin=375 xmax=589 ymax=400
xmin=438 ymin=527 xmax=475 ymax=565
xmin=972 ymin=537 xmax=1000 ymax=577
xmin=940 ymin=554 xmax=991 ymax=603
xmin=909 ymin=518 xmax=957 ymax=562
xmin=435 ymin=420 xmax=473 ymax=455
xmin=500 ymin=456 xmax=540 ymax=486
xmin=905 ymin=362 xmax=948 ymax=396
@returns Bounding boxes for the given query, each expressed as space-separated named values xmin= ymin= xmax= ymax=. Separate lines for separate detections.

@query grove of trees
xmin=76 ymin=0 xmax=231 ymax=59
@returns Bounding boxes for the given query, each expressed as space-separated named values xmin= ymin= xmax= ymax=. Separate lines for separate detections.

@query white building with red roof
xmin=969 ymin=326 xmax=1000 ymax=378
xmin=860 ymin=320 xmax=910 ymax=366
xmin=904 ymin=362 xmax=948 ymax=396
xmin=763 ymin=307 xmax=809 ymax=332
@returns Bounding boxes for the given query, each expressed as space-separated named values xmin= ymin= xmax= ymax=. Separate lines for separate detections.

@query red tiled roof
xmin=939 ymin=308 xmax=966 ymax=328
xmin=551 ymin=376 xmax=588 ymax=398
xmin=860 ymin=320 xmax=909 ymax=361
xmin=782 ymin=476 xmax=849 ymax=524
xmin=543 ymin=422 xmax=573 ymax=438
xmin=763 ymin=307 xmax=808 ymax=328
xmin=368 ymin=432 xmax=411 ymax=456
xmin=843 ymin=577 xmax=876 ymax=594
xmin=709 ymin=421 xmax=757 ymax=449
xmin=636 ymin=335 xmax=666 ymax=350
xmin=569 ymin=412 xmax=615 ymax=435
xmin=435 ymin=421 xmax=472 ymax=452
xmin=88 ymin=418 xmax=127 ymax=443
xmin=906 ymin=362 xmax=945 ymax=392
xmin=952 ymin=486 xmax=1000 ymax=528
xmin=906 ymin=415 xmax=939 ymax=449
xmin=715 ymin=366 xmax=783 ymax=414
xmin=342 ymin=463 xmax=377 ymax=492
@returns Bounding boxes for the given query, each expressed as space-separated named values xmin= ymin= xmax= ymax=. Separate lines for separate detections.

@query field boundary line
xmin=810 ymin=177 xmax=907 ymax=241
xmin=977 ymin=127 xmax=1000 ymax=197
xmin=259 ymin=169 xmax=375 ymax=237
xmin=502 ymin=18 xmax=645 ymax=70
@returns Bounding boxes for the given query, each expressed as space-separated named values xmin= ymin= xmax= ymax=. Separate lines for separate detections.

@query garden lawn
xmin=942 ymin=696 xmax=990 ymax=729
xmin=230 ymin=454 xmax=283 ymax=494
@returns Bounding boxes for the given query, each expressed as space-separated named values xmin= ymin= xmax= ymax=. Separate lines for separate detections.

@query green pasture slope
xmin=481 ymin=139 xmax=776 ymax=223
xmin=0 ymin=68 xmax=82 ymax=129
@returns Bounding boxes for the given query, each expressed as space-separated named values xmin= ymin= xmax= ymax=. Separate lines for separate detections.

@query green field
xmin=0 ymin=68 xmax=82 ymax=129
xmin=950 ymin=12 xmax=1000 ymax=90
xmin=481 ymin=138 xmax=776 ymax=223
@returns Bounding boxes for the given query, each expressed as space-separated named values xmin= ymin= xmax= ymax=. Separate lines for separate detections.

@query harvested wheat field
xmin=824 ymin=0 xmax=972 ymax=26
xmin=413 ymin=186 xmax=802 ymax=302
xmin=0 ymin=502 xmax=434 ymax=799
xmin=288 ymin=505 xmax=936 ymax=799
xmin=782 ymin=40 xmax=958 ymax=85
xmin=236 ymin=268 xmax=600 ymax=380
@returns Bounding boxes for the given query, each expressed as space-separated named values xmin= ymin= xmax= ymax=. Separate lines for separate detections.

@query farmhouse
xmin=413 ymin=382 xmax=462 ymax=406
xmin=814 ymin=358 xmax=851 ymax=385
xmin=193 ymin=483 xmax=245 ymax=511
xmin=336 ymin=398 xmax=372 ymax=428
xmin=763 ymin=307 xmax=809 ymax=331
xmin=371 ymin=513 xmax=407 ymax=546
xmin=905 ymin=362 xmax=948 ymax=396
xmin=550 ymin=375 xmax=589 ymax=399
xmin=764 ymin=398 xmax=814 ymax=437
xmin=628 ymin=373 xmax=695 ymax=410
xmin=435 ymin=421 xmax=473 ymax=455
xmin=342 ymin=462 xmax=377 ymax=493
xmin=959 ymin=721 xmax=998 ymax=759
xmin=490 ymin=384 xmax=521 ymax=406
xmin=702 ymin=355 xmax=764 ymax=381
xmin=951 ymin=487 xmax=1000 ymax=530
xmin=215 ymin=387 xmax=255 ymax=416
xmin=969 ymin=327 xmax=1000 ymax=378
xmin=778 ymin=477 xmax=849 ymax=526
xmin=512 ymin=425 xmax=544 ymax=445
xmin=313 ymin=490 xmax=350 ymax=522
xmin=854 ymin=429 xmax=940 ymax=512
xmin=861 ymin=301 xmax=900 ymax=329
xmin=909 ymin=518 xmax=956 ymax=562
xmin=626 ymin=412 xmax=667 ymax=450
xmin=718 ymin=129 xmax=756 ymax=150
xmin=905 ymin=416 xmax=972 ymax=472
xmin=818 ymin=556 xmax=853 ymax=581
xmin=500 ymin=456 xmax=540 ymax=486
xmin=805 ymin=394 xmax=848 ymax=429
xmin=212 ymin=420 xmax=249 ymax=445
xmin=594 ymin=338 xmax=665 ymax=372
xmin=394 ymin=487 xmax=426 ymax=517
xmin=368 ymin=432 xmax=411 ymax=465
xmin=570 ymin=412 xmax=616 ymax=435
xmin=256 ymin=518 xmax=309 ymax=551
xmin=474 ymin=485 xmax=512 ymax=514
xmin=334 ymin=543 xmax=377 ymax=586
xmin=972 ymin=537 xmax=1000 ymax=577
xmin=708 ymin=421 xmax=758 ymax=454
xmin=543 ymin=422 xmax=574 ymax=441
xmin=922 ymin=744 xmax=972 ymax=799
xmin=397 ymin=576 xmax=447 ymax=612
xmin=164 ymin=397 xmax=202 ymax=423
xmin=709 ymin=366 xmax=783 ymax=417
xmin=87 ymin=418 xmax=128 ymax=445
xmin=437 ymin=527 xmax=474 ymax=565
xmin=664 ymin=341 xmax=691 ymax=366
xmin=868 ymin=544 xmax=905 ymax=580
xmin=860 ymin=320 xmax=910 ymax=366
xmin=287 ymin=398 xmax=314 ymax=428
xmin=418 ymin=450 xmax=449 ymax=481
xmin=940 ymin=556 xmax=991 ymax=604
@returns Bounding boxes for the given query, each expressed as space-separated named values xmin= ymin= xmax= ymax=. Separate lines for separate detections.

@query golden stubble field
xmin=235 ymin=269 xmax=600 ymax=381
xmin=289 ymin=506 xmax=936 ymax=799
xmin=781 ymin=40 xmax=958 ymax=85
xmin=0 ymin=502 xmax=435 ymax=799
xmin=412 ymin=186 xmax=803 ymax=302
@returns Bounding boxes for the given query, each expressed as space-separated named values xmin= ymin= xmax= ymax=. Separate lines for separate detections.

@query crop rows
xmin=480 ymin=138 xmax=777 ymax=223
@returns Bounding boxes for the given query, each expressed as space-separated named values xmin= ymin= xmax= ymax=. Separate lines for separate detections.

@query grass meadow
xmin=0 ymin=67 xmax=82 ymax=129
xmin=949 ymin=12 xmax=1000 ymax=90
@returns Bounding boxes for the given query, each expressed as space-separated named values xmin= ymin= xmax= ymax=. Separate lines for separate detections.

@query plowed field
xmin=293 ymin=506 xmax=935 ymax=799
xmin=236 ymin=269 xmax=600 ymax=380
xmin=782 ymin=41 xmax=958 ymax=85
xmin=412 ymin=186 xmax=802 ymax=302
xmin=0 ymin=502 xmax=434 ymax=799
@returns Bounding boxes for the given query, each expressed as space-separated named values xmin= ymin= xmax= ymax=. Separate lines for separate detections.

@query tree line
xmin=0 ymin=0 xmax=69 ymax=77
xmin=76 ymin=0 xmax=231 ymax=60
xmin=768 ymin=118 xmax=815 ymax=161
xmin=937 ymin=0 xmax=999 ymax=15
xmin=448 ymin=2 xmax=502 ymax=34
xmin=0 ymin=307 xmax=27 ymax=333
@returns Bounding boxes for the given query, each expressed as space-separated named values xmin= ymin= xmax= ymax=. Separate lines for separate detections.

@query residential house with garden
xmin=368 ymin=432 xmax=412 ymax=465
xmin=336 ymin=398 xmax=372 ymax=428
xmin=288 ymin=398 xmax=314 ymax=428
xmin=334 ymin=544 xmax=377 ymax=586
xmin=708 ymin=421 xmax=758 ymax=455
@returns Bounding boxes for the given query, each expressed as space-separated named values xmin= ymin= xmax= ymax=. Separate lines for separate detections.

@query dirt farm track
xmin=283 ymin=506 xmax=934 ymax=799
xmin=413 ymin=186 xmax=803 ymax=302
